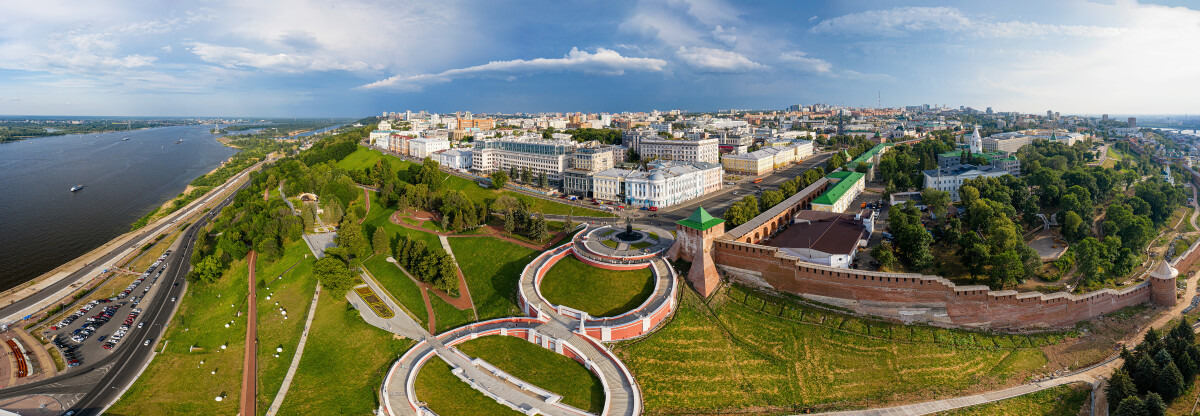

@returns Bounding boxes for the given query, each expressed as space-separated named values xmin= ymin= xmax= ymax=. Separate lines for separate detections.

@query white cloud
xmin=972 ymin=3 xmax=1200 ymax=113
xmin=676 ymin=46 xmax=766 ymax=73
xmin=777 ymin=51 xmax=831 ymax=74
xmin=189 ymin=42 xmax=377 ymax=73
xmin=361 ymin=47 xmax=668 ymax=90
xmin=811 ymin=6 xmax=1127 ymax=39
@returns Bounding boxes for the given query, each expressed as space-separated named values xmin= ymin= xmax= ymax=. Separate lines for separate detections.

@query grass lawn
xmin=447 ymin=237 xmax=537 ymax=321
xmin=361 ymin=190 xmax=392 ymax=226
xmin=109 ymin=257 xmax=252 ymax=415
xmin=363 ymin=210 xmax=442 ymax=251
xmin=540 ymin=255 xmax=655 ymax=317
xmin=253 ymin=240 xmax=319 ymax=414
xmin=421 ymin=220 xmax=447 ymax=233
xmin=276 ymin=290 xmax=414 ymax=415
xmin=614 ymin=286 xmax=1052 ymax=414
xmin=415 ymin=357 xmax=517 ymax=416
xmin=457 ymin=336 xmax=604 ymax=413
xmin=935 ymin=383 xmax=1089 ymax=415
xmin=601 ymin=239 xmax=619 ymax=249
xmin=430 ymin=294 xmax=475 ymax=334
xmin=336 ymin=146 xmax=415 ymax=173
xmin=363 ymin=255 xmax=427 ymax=325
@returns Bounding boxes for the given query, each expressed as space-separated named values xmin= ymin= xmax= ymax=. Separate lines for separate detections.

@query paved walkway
xmin=240 ymin=251 xmax=259 ymax=416
xmin=264 ymin=284 xmax=321 ymax=416
xmin=374 ymin=240 xmax=660 ymax=415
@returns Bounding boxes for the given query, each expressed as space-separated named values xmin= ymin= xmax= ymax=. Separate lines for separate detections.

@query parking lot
xmin=47 ymin=250 xmax=172 ymax=369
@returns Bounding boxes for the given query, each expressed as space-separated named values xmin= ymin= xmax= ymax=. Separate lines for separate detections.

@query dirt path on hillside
xmin=240 ymin=251 xmax=259 ymax=416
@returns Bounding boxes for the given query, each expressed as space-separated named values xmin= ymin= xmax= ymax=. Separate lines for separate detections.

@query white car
xmin=138 ymin=322 xmax=144 ymax=328
xmin=144 ymin=340 xmax=151 ymax=346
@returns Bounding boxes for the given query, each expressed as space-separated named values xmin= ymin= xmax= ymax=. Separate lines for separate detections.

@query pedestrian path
xmin=240 ymin=251 xmax=259 ymax=416
xmin=364 ymin=244 xmax=657 ymax=416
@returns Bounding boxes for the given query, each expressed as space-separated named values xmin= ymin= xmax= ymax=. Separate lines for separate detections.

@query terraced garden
xmin=415 ymin=358 xmax=517 ymax=416
xmin=614 ymin=285 xmax=1056 ymax=414
xmin=540 ymin=255 xmax=656 ymax=317
xmin=456 ymin=336 xmax=605 ymax=413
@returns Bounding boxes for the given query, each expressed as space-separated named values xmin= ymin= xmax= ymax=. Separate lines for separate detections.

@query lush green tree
xmin=529 ymin=213 xmax=550 ymax=241
xmin=538 ymin=172 xmax=548 ymax=188
xmin=921 ymin=187 xmax=950 ymax=221
xmin=1133 ymin=353 xmax=1160 ymax=394
xmin=334 ymin=213 xmax=371 ymax=260
xmin=1074 ymin=237 xmax=1109 ymax=285
xmin=324 ymin=198 xmax=344 ymax=225
xmin=1113 ymin=395 xmax=1147 ymax=416
xmin=411 ymin=157 xmax=445 ymax=191
xmin=503 ymin=211 xmax=517 ymax=233
xmin=1145 ymin=392 xmax=1166 ymax=416
xmin=1158 ymin=361 xmax=1185 ymax=400
xmin=1107 ymin=369 xmax=1138 ymax=412
xmin=372 ymin=229 xmax=390 ymax=256
xmin=759 ymin=190 xmax=784 ymax=211
xmin=314 ymin=257 xmax=356 ymax=295
xmin=1062 ymin=211 xmax=1085 ymax=242
xmin=188 ymin=256 xmax=225 ymax=284
xmin=217 ymin=230 xmax=249 ymax=260
xmin=891 ymin=202 xmax=934 ymax=270
xmin=871 ymin=243 xmax=896 ymax=269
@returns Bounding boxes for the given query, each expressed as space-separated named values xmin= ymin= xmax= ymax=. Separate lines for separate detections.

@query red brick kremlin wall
xmin=712 ymin=239 xmax=1170 ymax=329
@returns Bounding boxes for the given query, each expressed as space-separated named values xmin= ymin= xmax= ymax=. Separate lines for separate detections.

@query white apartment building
xmin=592 ymin=161 xmax=723 ymax=209
xmin=981 ymin=130 xmax=1087 ymax=153
xmin=923 ymin=165 xmax=1011 ymax=201
xmin=434 ymin=148 xmax=473 ymax=170
xmin=409 ymin=138 xmax=451 ymax=158
xmin=638 ymin=137 xmax=719 ymax=164
xmin=471 ymin=137 xmax=578 ymax=182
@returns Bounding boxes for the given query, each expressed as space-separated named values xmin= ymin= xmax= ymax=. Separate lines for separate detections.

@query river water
xmin=0 ymin=125 xmax=237 ymax=291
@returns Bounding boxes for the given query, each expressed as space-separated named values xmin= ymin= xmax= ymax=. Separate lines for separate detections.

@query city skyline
xmin=2 ymin=0 xmax=1199 ymax=117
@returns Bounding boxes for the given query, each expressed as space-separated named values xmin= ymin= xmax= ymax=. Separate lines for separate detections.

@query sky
xmin=1 ymin=0 xmax=1199 ymax=117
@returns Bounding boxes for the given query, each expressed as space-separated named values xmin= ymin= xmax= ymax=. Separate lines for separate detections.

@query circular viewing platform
xmin=574 ymin=224 xmax=674 ymax=265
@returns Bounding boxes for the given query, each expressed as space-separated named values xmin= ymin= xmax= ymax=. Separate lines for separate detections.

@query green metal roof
xmin=677 ymin=206 xmax=724 ymax=231
xmin=847 ymin=143 xmax=889 ymax=168
xmin=811 ymin=171 xmax=865 ymax=207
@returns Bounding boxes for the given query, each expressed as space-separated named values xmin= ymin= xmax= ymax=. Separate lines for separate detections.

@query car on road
xmin=96 ymin=335 xmax=106 ymax=342
xmin=171 ymin=297 xmax=176 ymax=302
xmin=144 ymin=340 xmax=151 ymax=346
xmin=138 ymin=322 xmax=144 ymax=328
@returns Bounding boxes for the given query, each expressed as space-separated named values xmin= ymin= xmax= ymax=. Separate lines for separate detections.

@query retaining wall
xmin=713 ymin=239 xmax=1161 ymax=329
xmin=520 ymin=244 xmax=678 ymax=341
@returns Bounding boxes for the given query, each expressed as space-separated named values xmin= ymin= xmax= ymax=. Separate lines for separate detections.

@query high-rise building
xmin=1128 ymin=117 xmax=1137 ymax=128
xmin=1046 ymin=110 xmax=1053 ymax=119
xmin=986 ymin=107 xmax=993 ymax=115
xmin=1102 ymin=114 xmax=1109 ymax=122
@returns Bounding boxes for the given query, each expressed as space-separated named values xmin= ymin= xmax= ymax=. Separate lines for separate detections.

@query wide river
xmin=0 ymin=125 xmax=237 ymax=291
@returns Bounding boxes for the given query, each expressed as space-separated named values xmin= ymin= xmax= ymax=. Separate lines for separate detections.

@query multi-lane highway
xmin=0 ymin=173 xmax=253 ymax=414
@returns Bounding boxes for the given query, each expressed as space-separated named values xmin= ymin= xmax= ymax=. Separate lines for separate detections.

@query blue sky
xmin=1 ymin=0 xmax=1198 ymax=117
